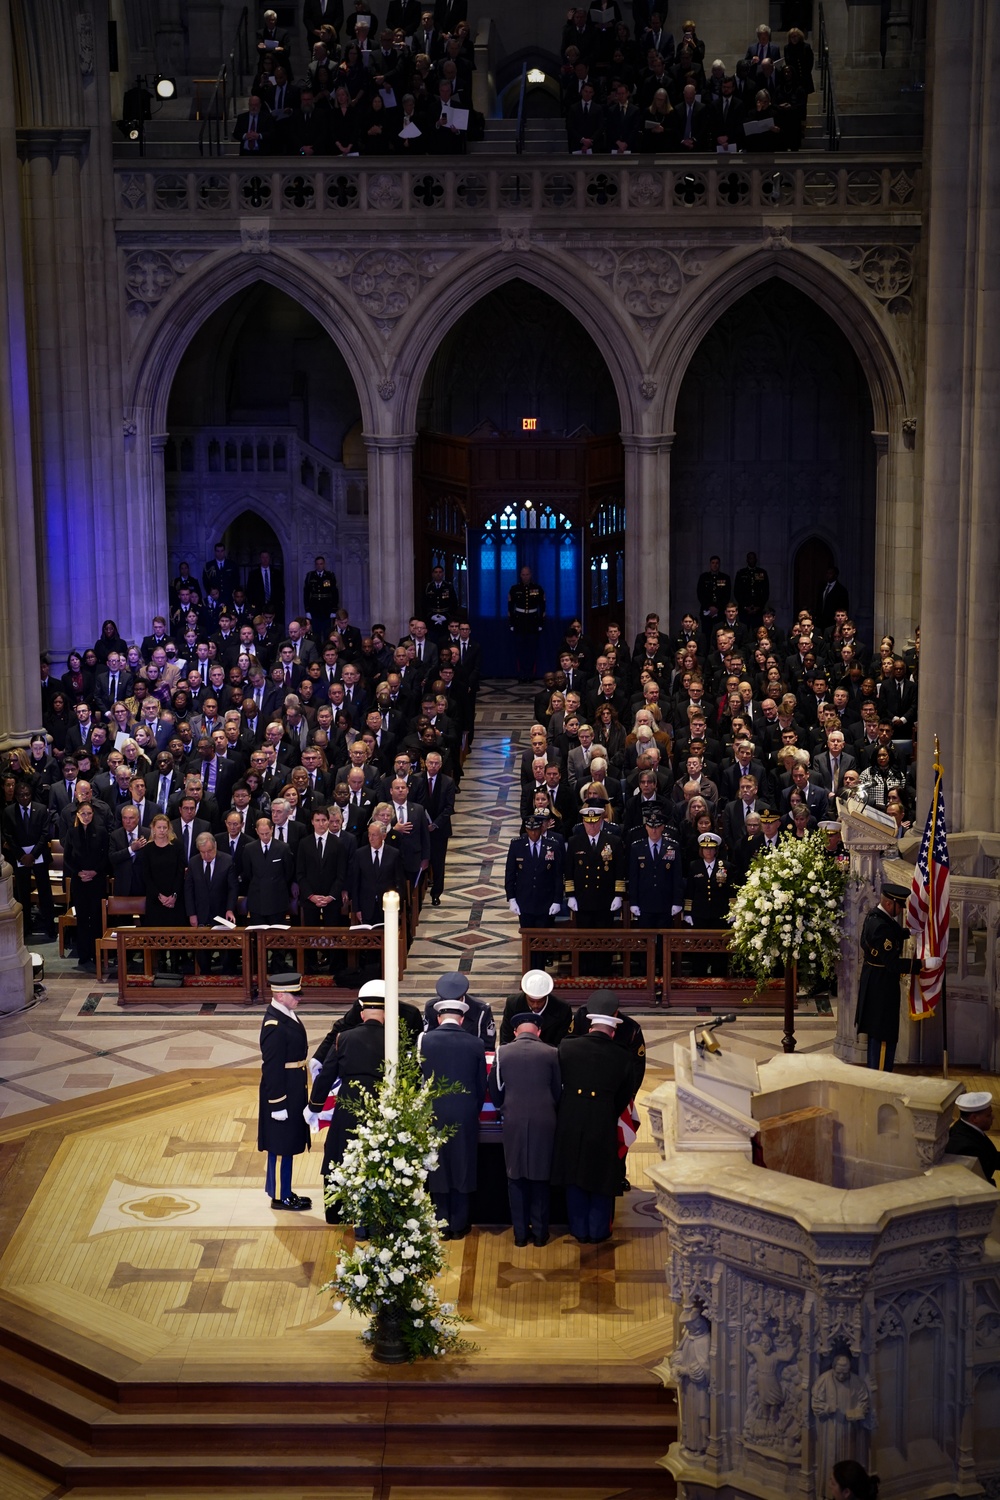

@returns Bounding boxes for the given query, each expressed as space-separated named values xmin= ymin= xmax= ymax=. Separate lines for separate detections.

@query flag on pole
xmin=905 ymin=753 xmax=950 ymax=1019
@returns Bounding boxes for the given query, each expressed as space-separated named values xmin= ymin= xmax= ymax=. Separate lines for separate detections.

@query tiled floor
xmin=0 ymin=677 xmax=912 ymax=1120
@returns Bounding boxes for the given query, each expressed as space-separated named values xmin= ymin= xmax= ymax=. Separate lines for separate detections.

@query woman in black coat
xmin=136 ymin=814 xmax=187 ymax=926
xmin=94 ymin=620 xmax=128 ymax=666
xmin=63 ymin=801 xmax=110 ymax=971
xmin=61 ymin=652 xmax=93 ymax=706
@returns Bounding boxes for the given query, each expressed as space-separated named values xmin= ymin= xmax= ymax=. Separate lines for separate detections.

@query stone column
xmin=0 ymin=21 xmax=43 ymax=747
xmin=364 ymin=432 xmax=416 ymax=640
xmin=918 ymin=0 xmax=1000 ymax=831
xmin=872 ymin=426 xmax=919 ymax=642
xmin=623 ymin=432 xmax=672 ymax=644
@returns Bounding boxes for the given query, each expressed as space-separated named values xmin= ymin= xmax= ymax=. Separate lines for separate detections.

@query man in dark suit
xmin=192 ymin=737 xmax=239 ymax=811
xmin=146 ymin=751 xmax=184 ymax=816
xmin=304 ymin=0 xmax=345 ymax=49
xmin=811 ymin=730 xmax=857 ymax=794
xmin=185 ymin=832 xmax=239 ymax=972
xmin=245 ymin=550 xmax=284 ymax=622
xmin=1 ymin=780 xmax=54 ymax=937
xmin=877 ymin=660 xmax=918 ymax=733
xmin=433 ymin=0 xmax=466 ymax=30
xmin=566 ymin=82 xmax=605 ymax=153
xmin=946 ymin=1093 xmax=1000 ymax=1186
xmin=296 ymin=807 xmax=346 ymax=935
xmin=349 ymin=821 xmax=405 ymax=925
xmin=817 ymin=566 xmax=850 ymax=630
xmin=388 ymin=775 xmax=431 ymax=888
xmin=411 ymin=749 xmax=455 ymax=905
xmin=780 ymin=763 xmax=830 ymax=820
xmin=709 ymin=75 xmax=747 ymax=148
xmin=721 ymin=777 xmax=768 ymax=850
xmin=745 ymin=24 xmax=781 ymax=65
xmin=338 ymin=769 xmax=374 ymax=837
xmin=233 ymin=95 xmax=272 ymax=155
xmin=108 ymin=806 xmax=150 ymax=898
xmin=65 ymin=703 xmax=100 ymax=759
xmin=243 ymin=814 xmax=296 ymax=926
xmin=605 ymin=80 xmax=640 ymax=152
xmin=419 ymin=991 xmax=487 ymax=1238
xmin=677 ymin=83 xmax=709 ymax=149
xmin=94 ymin=652 xmax=134 ymax=716
xmin=172 ymin=797 xmax=213 ymax=866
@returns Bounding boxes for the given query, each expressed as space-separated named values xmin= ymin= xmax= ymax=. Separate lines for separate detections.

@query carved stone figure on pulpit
xmin=669 ymin=1309 xmax=712 ymax=1455
xmin=746 ymin=1326 xmax=798 ymax=1431
xmin=811 ymin=1351 xmax=872 ymax=1495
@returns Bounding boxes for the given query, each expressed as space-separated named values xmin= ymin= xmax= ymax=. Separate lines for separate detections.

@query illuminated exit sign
xmin=522 ymin=418 xmax=538 ymax=431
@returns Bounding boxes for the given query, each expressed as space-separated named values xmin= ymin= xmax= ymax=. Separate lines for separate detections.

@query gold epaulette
xmin=264 ymin=1019 xmax=279 ymax=1026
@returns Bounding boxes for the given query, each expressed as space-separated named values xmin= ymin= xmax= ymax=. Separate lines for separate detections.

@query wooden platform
xmin=0 ymin=1072 xmax=678 ymax=1497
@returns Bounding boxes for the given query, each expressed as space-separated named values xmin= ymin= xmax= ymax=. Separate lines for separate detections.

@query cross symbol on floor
xmin=496 ymin=1237 xmax=665 ymax=1316
xmin=108 ymin=1237 xmax=315 ymax=1315
xmin=161 ymin=1114 xmax=259 ymax=1179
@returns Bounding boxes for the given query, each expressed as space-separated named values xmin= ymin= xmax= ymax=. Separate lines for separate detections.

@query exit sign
xmin=522 ymin=418 xmax=538 ymax=431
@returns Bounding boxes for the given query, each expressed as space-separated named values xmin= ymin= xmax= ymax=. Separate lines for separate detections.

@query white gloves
xmin=271 ymin=1109 xmax=289 ymax=1121
xmin=509 ymin=899 xmax=520 ymax=915
xmin=308 ymin=1057 xmax=322 ymax=1081
xmin=548 ymin=903 xmax=561 ymax=916
xmin=303 ymin=1107 xmax=320 ymax=1128
xmin=683 ymin=915 xmax=693 ymax=926
xmin=630 ymin=905 xmax=640 ymax=917
xmin=672 ymin=905 xmax=683 ymax=916
xmin=567 ymin=897 xmax=578 ymax=912
xmin=610 ymin=897 xmax=622 ymax=912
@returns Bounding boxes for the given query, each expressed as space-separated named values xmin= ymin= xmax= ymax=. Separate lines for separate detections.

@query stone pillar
xmin=623 ymin=432 xmax=672 ymax=644
xmin=872 ymin=426 xmax=919 ymax=641
xmin=0 ymin=14 xmax=43 ymax=747
xmin=364 ymin=432 xmax=416 ymax=639
xmin=918 ymin=0 xmax=1000 ymax=831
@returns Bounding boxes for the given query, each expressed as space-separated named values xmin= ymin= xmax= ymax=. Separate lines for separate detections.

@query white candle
xmin=383 ymin=890 xmax=400 ymax=1079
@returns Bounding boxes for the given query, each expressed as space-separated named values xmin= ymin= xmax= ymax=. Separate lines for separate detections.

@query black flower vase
xmin=372 ymin=1304 xmax=407 ymax=1364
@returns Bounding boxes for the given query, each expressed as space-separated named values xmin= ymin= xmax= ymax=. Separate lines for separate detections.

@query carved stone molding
xmin=572 ymin=245 xmax=720 ymax=336
xmin=499 ymin=224 xmax=531 ymax=251
xmin=123 ymin=249 xmax=205 ymax=317
xmin=639 ymin=376 xmax=657 ymax=400
xmin=829 ymin=243 xmax=914 ymax=315
xmin=311 ymin=246 xmax=457 ymax=337
xmin=76 ymin=12 xmax=95 ymax=75
xmin=377 ymin=377 xmax=396 ymax=401
xmin=16 ymin=128 xmax=91 ymax=164
xmin=240 ymin=222 xmax=271 ymax=255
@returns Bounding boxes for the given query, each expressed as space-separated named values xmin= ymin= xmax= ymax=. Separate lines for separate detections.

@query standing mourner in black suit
xmin=419 ymin=993 xmax=488 ymax=1238
xmin=488 ymin=1011 xmax=562 ymax=1246
xmin=257 ymin=973 xmax=312 ymax=1211
xmin=854 ymin=882 xmax=924 ymax=1072
xmin=185 ymin=834 xmax=239 ymax=973
xmin=349 ymin=821 xmax=405 ymax=925
xmin=242 ymin=815 xmax=295 ymax=925
xmin=412 ymin=751 xmax=455 ymax=904
xmin=551 ymin=994 xmax=634 ymax=1243
xmin=108 ymin=808 xmax=150 ymax=897
xmin=1 ymin=781 xmax=54 ymax=938
xmin=62 ymin=802 xmax=110 ymax=971
xmin=946 ymin=1093 xmax=1000 ymax=1186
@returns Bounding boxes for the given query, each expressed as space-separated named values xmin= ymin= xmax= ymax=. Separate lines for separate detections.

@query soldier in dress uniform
xmin=303 ymin=554 xmax=339 ymax=632
xmin=854 ymin=881 xmax=921 ymax=1072
xmin=419 ymin=991 xmax=488 ymax=1239
xmin=733 ymin=550 xmax=771 ymax=631
xmin=488 ymin=1011 xmax=562 ymax=1246
xmin=308 ymin=978 xmax=387 ymax=1224
xmin=946 ymin=1092 xmax=1000 ymax=1186
xmin=569 ymin=987 xmax=646 ymax=1191
xmin=420 ymin=564 xmax=461 ymax=646
xmin=505 ymin=812 xmax=565 ymax=968
xmin=498 ymin=967 xmax=574 ymax=1046
xmin=696 ymin=554 xmax=731 ymax=632
xmin=627 ymin=806 xmax=684 ymax=982
xmin=507 ymin=565 xmax=546 ymax=682
xmin=566 ymin=804 xmax=626 ymax=976
xmin=257 ymin=972 xmax=313 ymax=1212
xmin=551 ymin=993 xmax=635 ymax=1243
xmin=684 ymin=831 xmax=732 ymax=975
xmin=422 ymin=971 xmax=496 ymax=1047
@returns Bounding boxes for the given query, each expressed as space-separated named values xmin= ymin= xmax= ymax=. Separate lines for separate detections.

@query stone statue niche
xmin=647 ymin=1026 xmax=1000 ymax=1500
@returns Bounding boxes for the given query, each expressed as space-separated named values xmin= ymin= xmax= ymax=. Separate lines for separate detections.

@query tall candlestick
xmin=383 ymin=890 xmax=400 ymax=1080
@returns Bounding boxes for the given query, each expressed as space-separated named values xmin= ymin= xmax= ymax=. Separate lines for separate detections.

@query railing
xmin=198 ymin=5 xmax=250 ymax=158
xmin=817 ymin=2 xmax=842 ymax=152
xmin=514 ymin=61 xmax=528 ymax=155
xmin=115 ymin=154 xmax=921 ymax=222
xmin=520 ymin=927 xmax=788 ymax=1010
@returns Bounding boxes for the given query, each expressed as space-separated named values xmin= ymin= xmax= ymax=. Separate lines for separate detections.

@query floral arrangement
xmin=322 ymin=1050 xmax=472 ymax=1361
xmin=727 ymin=830 xmax=849 ymax=989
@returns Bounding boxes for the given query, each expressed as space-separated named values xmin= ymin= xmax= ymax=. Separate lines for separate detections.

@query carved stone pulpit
xmin=834 ymin=799 xmax=899 ymax=1067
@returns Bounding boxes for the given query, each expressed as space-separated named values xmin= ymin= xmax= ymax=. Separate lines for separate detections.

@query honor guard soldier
xmin=733 ymin=550 xmax=771 ymax=630
xmin=498 ymin=968 xmax=573 ymax=1047
xmin=946 ymin=1093 xmax=1000 ymax=1186
xmin=854 ymin=881 xmax=922 ymax=1072
xmin=308 ymin=978 xmax=387 ymax=1224
xmin=488 ymin=1010 xmax=562 ymax=1246
xmin=507 ymin=565 xmax=546 ymax=682
xmin=423 ymin=971 xmax=496 ymax=1047
xmin=569 ymin=987 xmax=646 ymax=1191
xmin=303 ymin=554 xmax=339 ymax=632
xmin=420 ymin=565 xmax=461 ymax=645
xmin=684 ymin=831 xmax=732 ymax=975
xmin=505 ymin=813 xmax=565 ymax=967
xmin=419 ymin=990 xmax=488 ymax=1239
xmin=257 ymin=973 xmax=313 ymax=1212
xmin=552 ymin=993 xmax=635 ymax=1243
xmin=696 ymin=554 xmax=731 ymax=631
xmin=566 ymin=803 xmax=626 ymax=975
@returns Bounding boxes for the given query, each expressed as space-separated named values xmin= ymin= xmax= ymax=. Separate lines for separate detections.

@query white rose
xmin=389 ymin=1269 xmax=405 ymax=1284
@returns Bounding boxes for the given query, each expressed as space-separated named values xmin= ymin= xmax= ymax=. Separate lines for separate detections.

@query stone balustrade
xmin=114 ymin=153 xmax=922 ymax=226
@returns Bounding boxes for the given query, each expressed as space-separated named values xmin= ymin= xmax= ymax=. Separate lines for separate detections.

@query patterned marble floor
xmin=0 ymin=679 xmax=869 ymax=1119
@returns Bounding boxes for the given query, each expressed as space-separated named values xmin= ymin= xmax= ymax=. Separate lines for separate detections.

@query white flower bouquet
xmin=727 ymin=830 xmax=848 ymax=990
xmin=322 ymin=1051 xmax=472 ymax=1360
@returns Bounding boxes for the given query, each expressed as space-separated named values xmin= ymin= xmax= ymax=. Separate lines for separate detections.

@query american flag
xmin=905 ymin=763 xmax=950 ymax=1019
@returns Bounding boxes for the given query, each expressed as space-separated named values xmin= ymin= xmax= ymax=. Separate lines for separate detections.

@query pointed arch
xmin=125 ymin=248 xmax=377 ymax=434
xmin=650 ymin=243 xmax=911 ymax=432
xmin=393 ymin=249 xmax=643 ymax=435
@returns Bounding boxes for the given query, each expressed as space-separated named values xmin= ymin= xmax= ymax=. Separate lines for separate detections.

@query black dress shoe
xmin=513 ymin=1234 xmax=529 ymax=1248
xmin=532 ymin=1233 xmax=549 ymax=1248
xmin=271 ymin=1193 xmax=312 ymax=1211
xmin=449 ymin=1226 xmax=469 ymax=1241
xmin=431 ymin=895 xmax=441 ymax=906
xmin=440 ymin=1227 xmax=453 ymax=1240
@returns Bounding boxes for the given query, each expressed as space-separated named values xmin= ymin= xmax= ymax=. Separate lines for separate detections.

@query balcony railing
xmin=115 ymin=153 xmax=921 ymax=225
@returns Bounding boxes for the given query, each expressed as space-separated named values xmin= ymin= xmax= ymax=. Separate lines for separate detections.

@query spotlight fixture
xmin=154 ymin=74 xmax=177 ymax=99
xmin=527 ymin=67 xmax=546 ymax=84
